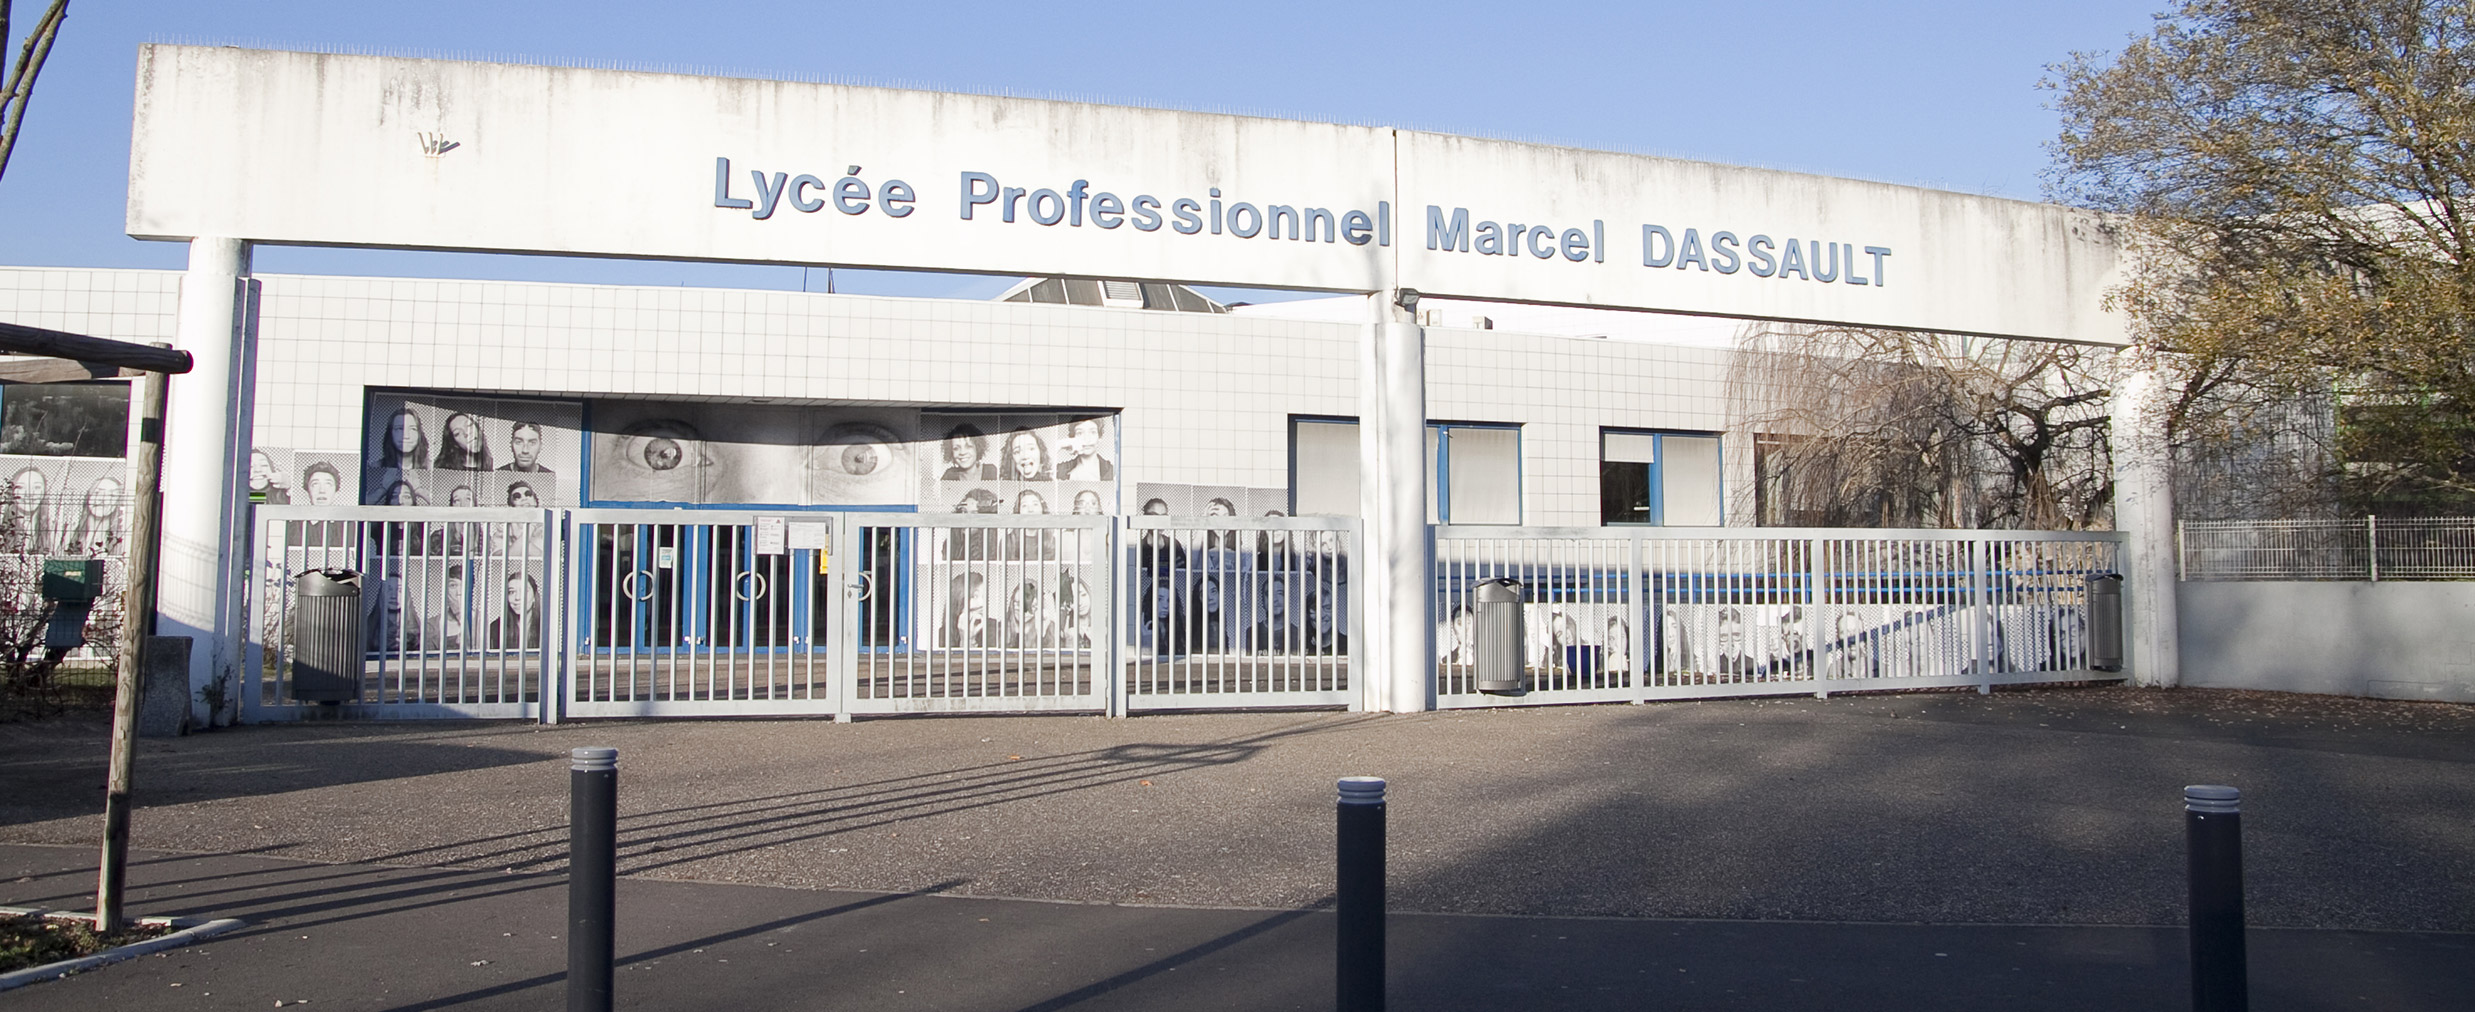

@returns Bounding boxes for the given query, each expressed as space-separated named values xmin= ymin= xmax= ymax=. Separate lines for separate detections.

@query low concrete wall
xmin=2177 ymin=581 xmax=2475 ymax=701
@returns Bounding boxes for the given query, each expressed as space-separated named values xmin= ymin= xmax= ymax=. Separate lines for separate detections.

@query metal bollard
xmin=2185 ymin=785 xmax=2247 ymax=1012
xmin=569 ymin=748 xmax=619 ymax=1012
xmin=1336 ymin=776 xmax=1386 ymax=1012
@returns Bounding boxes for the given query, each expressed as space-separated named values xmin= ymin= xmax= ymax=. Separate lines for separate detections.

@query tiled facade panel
xmin=0 ymin=267 xmax=1755 ymax=526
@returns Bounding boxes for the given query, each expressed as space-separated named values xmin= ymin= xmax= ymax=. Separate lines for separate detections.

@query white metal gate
xmin=562 ymin=509 xmax=835 ymax=718
xmin=1434 ymin=525 xmax=2127 ymax=708
xmin=246 ymin=505 xmax=554 ymax=721
xmin=247 ymin=506 xmax=2106 ymax=720
xmin=834 ymin=512 xmax=1114 ymax=716
xmin=1122 ymin=515 xmax=1362 ymax=711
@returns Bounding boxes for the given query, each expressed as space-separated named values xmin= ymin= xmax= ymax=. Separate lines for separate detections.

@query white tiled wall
xmin=0 ymin=268 xmax=182 ymax=344
xmin=1 ymin=267 xmax=1757 ymax=526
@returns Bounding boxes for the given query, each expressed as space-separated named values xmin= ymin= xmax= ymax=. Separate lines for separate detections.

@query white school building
xmin=0 ymin=45 xmax=2170 ymax=723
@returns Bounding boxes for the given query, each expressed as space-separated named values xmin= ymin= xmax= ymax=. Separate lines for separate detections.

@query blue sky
xmin=0 ymin=0 xmax=2167 ymax=300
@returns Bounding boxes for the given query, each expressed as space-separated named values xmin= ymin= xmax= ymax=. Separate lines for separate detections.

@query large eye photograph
xmin=596 ymin=418 xmax=709 ymax=503
xmin=807 ymin=419 xmax=912 ymax=505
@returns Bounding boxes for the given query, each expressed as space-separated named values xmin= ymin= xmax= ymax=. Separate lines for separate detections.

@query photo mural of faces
xmin=239 ymin=394 xmax=1132 ymax=512
xmin=585 ymin=404 xmax=1122 ymax=511
xmin=926 ymin=554 xmax=1107 ymax=651
xmin=921 ymin=412 xmax=1113 ymax=519
xmin=358 ymin=554 xmax=546 ymax=658
xmin=0 ymin=455 xmax=132 ymax=558
xmin=363 ymin=393 xmax=585 ymax=507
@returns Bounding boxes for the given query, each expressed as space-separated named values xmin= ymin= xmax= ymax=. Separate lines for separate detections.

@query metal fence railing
xmin=245 ymin=506 xmax=1360 ymax=720
xmin=2179 ymin=517 xmax=2475 ymax=581
xmin=1435 ymin=526 xmax=2126 ymax=708
xmin=245 ymin=506 xmax=2119 ymax=721
xmin=1124 ymin=515 xmax=1360 ymax=711
xmin=248 ymin=506 xmax=553 ymax=720
xmin=842 ymin=513 xmax=1113 ymax=716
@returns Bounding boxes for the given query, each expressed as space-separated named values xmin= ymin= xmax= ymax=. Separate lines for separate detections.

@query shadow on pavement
xmin=0 ymin=719 xmax=550 ymax=825
xmin=354 ymin=718 xmax=1374 ymax=877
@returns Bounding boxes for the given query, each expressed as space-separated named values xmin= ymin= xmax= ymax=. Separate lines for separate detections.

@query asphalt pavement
xmin=1 ymin=685 xmax=2470 ymax=1009
xmin=2 ymin=844 xmax=2469 ymax=1011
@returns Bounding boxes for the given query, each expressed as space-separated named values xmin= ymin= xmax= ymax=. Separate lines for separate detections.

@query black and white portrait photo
xmin=935 ymin=421 xmax=997 ymax=482
xmin=296 ymin=453 xmax=355 ymax=507
xmin=499 ymin=421 xmax=556 ymax=477
xmin=487 ymin=562 xmax=545 ymax=650
xmin=249 ymin=448 xmax=293 ymax=504
xmin=1055 ymin=416 xmax=1115 ymax=481
xmin=997 ymin=423 xmax=1054 ymax=482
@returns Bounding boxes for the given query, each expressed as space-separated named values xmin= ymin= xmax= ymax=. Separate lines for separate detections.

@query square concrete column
xmin=2112 ymin=352 xmax=2180 ymax=688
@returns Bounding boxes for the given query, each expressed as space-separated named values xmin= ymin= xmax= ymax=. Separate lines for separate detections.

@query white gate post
xmin=1806 ymin=536 xmax=1827 ymax=698
xmin=830 ymin=515 xmax=857 ymax=722
xmin=158 ymin=237 xmax=253 ymax=726
xmin=1104 ymin=516 xmax=1127 ymax=717
xmin=542 ymin=508 xmax=567 ymax=725
xmin=1628 ymin=533 xmax=1647 ymax=704
xmin=2112 ymin=354 xmax=2182 ymax=687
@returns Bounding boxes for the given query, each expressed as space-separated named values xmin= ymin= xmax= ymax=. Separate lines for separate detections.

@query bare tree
xmin=1729 ymin=324 xmax=2116 ymax=531
xmin=0 ymin=0 xmax=70 ymax=184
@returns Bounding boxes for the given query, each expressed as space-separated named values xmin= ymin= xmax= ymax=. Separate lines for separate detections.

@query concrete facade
xmin=0 ymin=266 xmax=1753 ymax=526
xmin=2177 ymin=580 xmax=2475 ymax=702
xmin=127 ymin=45 xmax=2129 ymax=346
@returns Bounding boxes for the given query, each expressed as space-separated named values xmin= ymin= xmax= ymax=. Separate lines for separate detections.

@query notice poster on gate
xmin=754 ymin=516 xmax=786 ymax=556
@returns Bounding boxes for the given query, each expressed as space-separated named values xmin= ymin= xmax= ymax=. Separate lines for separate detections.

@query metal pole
xmin=95 ymin=358 xmax=170 ymax=935
xmin=569 ymin=747 xmax=619 ymax=1012
xmin=1336 ymin=776 xmax=1386 ymax=1012
xmin=2366 ymin=516 xmax=2379 ymax=583
xmin=2185 ymin=784 xmax=2248 ymax=1012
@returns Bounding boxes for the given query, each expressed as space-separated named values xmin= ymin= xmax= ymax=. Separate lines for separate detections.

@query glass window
xmin=1601 ymin=429 xmax=1722 ymax=526
xmin=1442 ymin=425 xmax=1520 ymax=524
xmin=0 ymin=382 xmax=130 ymax=458
xmin=1290 ymin=417 xmax=1522 ymax=524
xmin=1291 ymin=418 xmax=1362 ymax=517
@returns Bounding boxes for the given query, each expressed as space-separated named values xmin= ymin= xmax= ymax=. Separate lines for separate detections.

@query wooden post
xmin=95 ymin=352 xmax=170 ymax=934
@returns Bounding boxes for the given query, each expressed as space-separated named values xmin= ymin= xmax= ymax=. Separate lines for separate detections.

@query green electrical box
xmin=40 ymin=559 xmax=105 ymax=604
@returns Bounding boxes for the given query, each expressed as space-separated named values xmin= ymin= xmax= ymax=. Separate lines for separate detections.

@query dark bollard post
xmin=1336 ymin=776 xmax=1386 ymax=1012
xmin=569 ymin=747 xmax=618 ymax=1012
xmin=2185 ymin=785 xmax=2247 ymax=1012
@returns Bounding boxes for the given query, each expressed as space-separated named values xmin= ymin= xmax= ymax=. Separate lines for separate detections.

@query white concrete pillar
xmin=2112 ymin=352 xmax=2180 ymax=687
xmin=1356 ymin=296 xmax=1392 ymax=712
xmin=160 ymin=237 xmax=252 ymax=721
xmin=1362 ymin=291 xmax=1434 ymax=713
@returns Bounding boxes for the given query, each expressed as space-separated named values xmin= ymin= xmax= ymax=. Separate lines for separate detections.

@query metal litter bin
xmin=2085 ymin=573 xmax=2123 ymax=672
xmin=292 ymin=568 xmax=365 ymax=702
xmin=1474 ymin=578 xmax=1526 ymax=694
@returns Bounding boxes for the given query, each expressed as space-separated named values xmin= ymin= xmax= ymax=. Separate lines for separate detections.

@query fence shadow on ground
xmin=0 ymin=721 xmax=549 ymax=825
xmin=399 ymin=715 xmax=1380 ymax=877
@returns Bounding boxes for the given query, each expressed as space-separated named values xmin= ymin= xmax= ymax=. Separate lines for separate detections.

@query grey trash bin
xmin=2085 ymin=573 xmax=2124 ymax=672
xmin=292 ymin=568 xmax=365 ymax=702
xmin=1474 ymin=578 xmax=1526 ymax=694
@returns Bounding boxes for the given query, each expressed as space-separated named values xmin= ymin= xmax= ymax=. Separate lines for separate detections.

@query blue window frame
xmin=1289 ymin=416 xmax=1522 ymax=524
xmin=1601 ymin=429 xmax=1723 ymax=526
